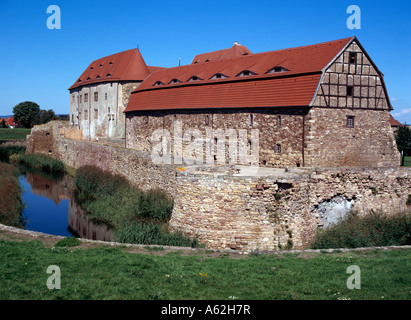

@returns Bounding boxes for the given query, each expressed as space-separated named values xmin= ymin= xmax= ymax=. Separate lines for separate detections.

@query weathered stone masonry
xmin=27 ymin=121 xmax=411 ymax=251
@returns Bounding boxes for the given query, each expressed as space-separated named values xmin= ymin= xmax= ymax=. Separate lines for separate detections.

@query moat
xmin=18 ymin=169 xmax=114 ymax=241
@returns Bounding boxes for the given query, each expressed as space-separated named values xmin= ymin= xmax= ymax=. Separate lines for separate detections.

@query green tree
xmin=0 ymin=119 xmax=7 ymax=128
xmin=395 ymin=125 xmax=411 ymax=152
xmin=13 ymin=101 xmax=41 ymax=128
xmin=33 ymin=109 xmax=56 ymax=125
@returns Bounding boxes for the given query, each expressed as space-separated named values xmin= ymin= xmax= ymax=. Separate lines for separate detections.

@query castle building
xmin=124 ymin=37 xmax=400 ymax=168
xmin=68 ymin=48 xmax=163 ymax=140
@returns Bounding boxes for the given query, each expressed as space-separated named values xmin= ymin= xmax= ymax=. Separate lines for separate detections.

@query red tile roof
xmin=0 ymin=116 xmax=17 ymax=127
xmin=69 ymin=49 xmax=164 ymax=90
xmin=125 ymin=37 xmax=353 ymax=112
xmin=389 ymin=114 xmax=403 ymax=127
xmin=191 ymin=43 xmax=252 ymax=64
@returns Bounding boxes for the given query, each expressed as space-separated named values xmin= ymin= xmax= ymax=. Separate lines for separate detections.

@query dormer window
xmin=187 ymin=76 xmax=203 ymax=82
xmin=236 ymin=70 xmax=256 ymax=77
xmin=210 ymin=73 xmax=228 ymax=80
xmin=109 ymin=62 xmax=113 ymax=65
xmin=77 ymin=79 xmax=82 ymax=83
xmin=267 ymin=66 xmax=289 ymax=74
xmin=169 ymin=78 xmax=181 ymax=84
xmin=154 ymin=81 xmax=165 ymax=86
xmin=86 ymin=77 xmax=91 ymax=80
xmin=106 ymin=73 xmax=112 ymax=77
xmin=96 ymin=75 xmax=101 ymax=79
xmin=99 ymin=64 xmax=103 ymax=68
xmin=90 ymin=67 xmax=94 ymax=70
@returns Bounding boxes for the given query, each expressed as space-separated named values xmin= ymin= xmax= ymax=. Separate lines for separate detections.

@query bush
xmin=17 ymin=153 xmax=65 ymax=172
xmin=310 ymin=211 xmax=411 ymax=249
xmin=73 ymin=165 xmax=187 ymax=246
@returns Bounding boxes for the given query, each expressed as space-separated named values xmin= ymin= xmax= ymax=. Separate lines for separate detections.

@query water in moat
xmin=18 ymin=168 xmax=114 ymax=241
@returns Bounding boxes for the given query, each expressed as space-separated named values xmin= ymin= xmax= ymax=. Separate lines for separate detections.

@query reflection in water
xmin=20 ymin=172 xmax=114 ymax=241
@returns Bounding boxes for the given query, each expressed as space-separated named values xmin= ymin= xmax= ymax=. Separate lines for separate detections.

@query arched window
xmin=209 ymin=73 xmax=228 ymax=80
xmin=236 ymin=70 xmax=256 ymax=77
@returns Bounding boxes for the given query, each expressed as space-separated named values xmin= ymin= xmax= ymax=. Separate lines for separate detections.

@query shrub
xmin=17 ymin=153 xmax=65 ymax=172
xmin=310 ymin=211 xmax=411 ymax=249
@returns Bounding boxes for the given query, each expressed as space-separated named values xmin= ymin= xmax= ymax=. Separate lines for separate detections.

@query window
xmin=94 ymin=92 xmax=98 ymax=101
xmin=349 ymin=52 xmax=357 ymax=64
xmin=248 ymin=114 xmax=254 ymax=126
xmin=187 ymin=76 xmax=203 ymax=82
xmin=267 ymin=66 xmax=289 ymax=74
xmin=106 ymin=73 xmax=112 ymax=77
xmin=80 ymin=95 xmax=82 ymax=103
xmin=87 ymin=77 xmax=91 ymax=80
xmin=275 ymin=144 xmax=282 ymax=154
xmin=94 ymin=109 xmax=98 ymax=119
xmin=210 ymin=73 xmax=228 ymax=80
xmin=154 ymin=81 xmax=164 ymax=86
xmin=169 ymin=78 xmax=181 ymax=84
xmin=84 ymin=110 xmax=88 ymax=120
xmin=105 ymin=93 xmax=107 ymax=100
xmin=205 ymin=114 xmax=210 ymax=126
xmin=277 ymin=115 xmax=282 ymax=127
xmin=347 ymin=116 xmax=355 ymax=128
xmin=84 ymin=93 xmax=88 ymax=103
xmin=347 ymin=86 xmax=353 ymax=97
xmin=96 ymin=75 xmax=101 ymax=79
xmin=236 ymin=70 xmax=256 ymax=77
xmin=72 ymin=95 xmax=75 ymax=103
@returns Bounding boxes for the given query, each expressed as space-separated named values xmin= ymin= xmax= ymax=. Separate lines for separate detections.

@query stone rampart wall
xmin=26 ymin=121 xmax=411 ymax=251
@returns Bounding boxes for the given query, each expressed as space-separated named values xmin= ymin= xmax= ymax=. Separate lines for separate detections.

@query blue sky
xmin=0 ymin=0 xmax=410 ymax=123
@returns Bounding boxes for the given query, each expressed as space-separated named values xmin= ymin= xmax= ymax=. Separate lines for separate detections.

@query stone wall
xmin=126 ymin=108 xmax=307 ymax=168
xmin=170 ymin=166 xmax=411 ymax=251
xmin=26 ymin=121 xmax=411 ymax=251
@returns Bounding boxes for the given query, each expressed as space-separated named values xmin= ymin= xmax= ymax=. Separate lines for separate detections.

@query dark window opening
xmin=154 ymin=81 xmax=165 ymax=86
xmin=237 ymin=70 xmax=256 ymax=77
xmin=275 ymin=144 xmax=282 ymax=154
xmin=277 ymin=115 xmax=282 ymax=127
xmin=347 ymin=116 xmax=355 ymax=128
xmin=188 ymin=76 xmax=203 ymax=82
xmin=347 ymin=86 xmax=353 ymax=97
xmin=210 ymin=73 xmax=228 ymax=80
xmin=349 ymin=52 xmax=357 ymax=64
xmin=169 ymin=78 xmax=181 ymax=84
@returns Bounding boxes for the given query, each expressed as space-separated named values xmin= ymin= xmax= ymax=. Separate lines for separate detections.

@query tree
xmin=33 ymin=109 xmax=56 ymax=126
xmin=0 ymin=119 xmax=7 ymax=128
xmin=395 ymin=124 xmax=411 ymax=165
xmin=13 ymin=101 xmax=41 ymax=128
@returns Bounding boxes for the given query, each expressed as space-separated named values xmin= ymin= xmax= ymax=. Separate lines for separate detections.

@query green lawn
xmin=0 ymin=236 xmax=410 ymax=300
xmin=404 ymin=156 xmax=411 ymax=167
xmin=0 ymin=128 xmax=31 ymax=143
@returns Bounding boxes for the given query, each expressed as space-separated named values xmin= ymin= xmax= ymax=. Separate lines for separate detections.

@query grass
xmin=0 ymin=237 xmax=410 ymax=300
xmin=0 ymin=145 xmax=26 ymax=162
xmin=16 ymin=153 xmax=65 ymax=173
xmin=404 ymin=156 xmax=411 ymax=167
xmin=0 ymin=128 xmax=31 ymax=143
xmin=310 ymin=210 xmax=411 ymax=249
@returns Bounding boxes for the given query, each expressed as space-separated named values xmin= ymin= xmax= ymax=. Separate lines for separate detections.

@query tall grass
xmin=0 ymin=145 xmax=26 ymax=162
xmin=16 ymin=153 xmax=65 ymax=173
xmin=0 ymin=163 xmax=24 ymax=227
xmin=310 ymin=210 xmax=411 ymax=249
xmin=74 ymin=165 xmax=197 ymax=247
